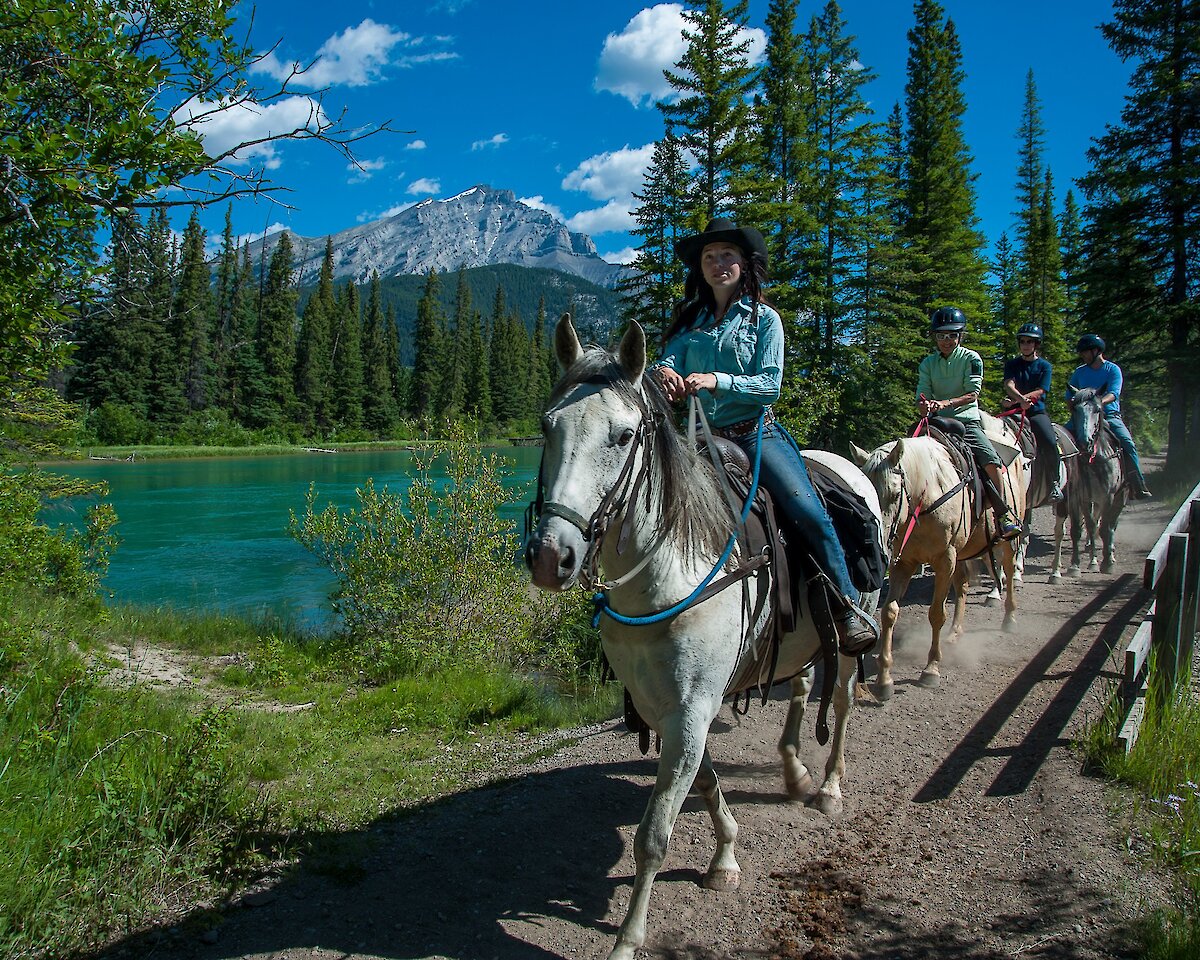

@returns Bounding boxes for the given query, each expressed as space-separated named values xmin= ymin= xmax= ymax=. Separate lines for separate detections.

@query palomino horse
xmin=526 ymin=316 xmax=883 ymax=960
xmin=1054 ymin=387 xmax=1126 ymax=576
xmin=850 ymin=426 xmax=1025 ymax=700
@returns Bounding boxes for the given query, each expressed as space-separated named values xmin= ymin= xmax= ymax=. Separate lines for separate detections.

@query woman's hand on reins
xmin=656 ymin=367 xmax=687 ymax=402
xmin=682 ymin=372 xmax=718 ymax=395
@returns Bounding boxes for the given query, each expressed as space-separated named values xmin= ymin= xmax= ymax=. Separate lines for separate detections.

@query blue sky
xmin=188 ymin=0 xmax=1132 ymax=267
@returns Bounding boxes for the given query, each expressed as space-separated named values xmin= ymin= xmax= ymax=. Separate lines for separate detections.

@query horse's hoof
xmin=1101 ymin=562 xmax=1114 ymax=574
xmin=785 ymin=770 xmax=816 ymax=802
xmin=703 ymin=868 xmax=741 ymax=892
xmin=1068 ymin=566 xmax=1081 ymax=578
xmin=809 ymin=790 xmax=843 ymax=817
xmin=872 ymin=681 xmax=894 ymax=702
xmin=1048 ymin=573 xmax=1061 ymax=584
xmin=984 ymin=596 xmax=999 ymax=608
xmin=1002 ymin=617 xmax=1017 ymax=633
xmin=918 ymin=670 xmax=941 ymax=688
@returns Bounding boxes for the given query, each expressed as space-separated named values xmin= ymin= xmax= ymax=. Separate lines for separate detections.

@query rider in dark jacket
xmin=1002 ymin=322 xmax=1063 ymax=503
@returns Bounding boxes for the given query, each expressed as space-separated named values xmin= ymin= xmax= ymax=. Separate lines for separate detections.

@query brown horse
xmin=850 ymin=428 xmax=1025 ymax=700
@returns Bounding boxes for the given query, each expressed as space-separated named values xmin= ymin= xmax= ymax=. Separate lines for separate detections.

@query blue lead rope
xmin=592 ymin=411 xmax=765 ymax=627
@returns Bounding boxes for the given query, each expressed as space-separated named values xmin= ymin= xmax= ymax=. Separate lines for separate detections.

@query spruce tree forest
xmin=7 ymin=0 xmax=1199 ymax=476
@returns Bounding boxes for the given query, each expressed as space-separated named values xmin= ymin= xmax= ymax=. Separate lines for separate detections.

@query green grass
xmin=0 ymin=585 xmax=619 ymax=959
xmin=1083 ymin=664 xmax=1200 ymax=960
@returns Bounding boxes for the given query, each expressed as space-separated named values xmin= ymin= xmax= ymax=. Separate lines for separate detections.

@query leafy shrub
xmin=90 ymin=400 xmax=150 ymax=445
xmin=290 ymin=422 xmax=582 ymax=679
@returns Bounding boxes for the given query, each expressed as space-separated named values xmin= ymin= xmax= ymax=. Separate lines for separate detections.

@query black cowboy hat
xmin=674 ymin=217 xmax=769 ymax=270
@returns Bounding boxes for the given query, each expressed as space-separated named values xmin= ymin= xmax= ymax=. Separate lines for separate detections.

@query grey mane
xmin=550 ymin=347 xmax=734 ymax=560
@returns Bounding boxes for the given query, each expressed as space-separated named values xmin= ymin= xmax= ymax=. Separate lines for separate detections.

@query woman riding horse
xmin=651 ymin=218 xmax=877 ymax=655
xmin=1002 ymin=321 xmax=1063 ymax=503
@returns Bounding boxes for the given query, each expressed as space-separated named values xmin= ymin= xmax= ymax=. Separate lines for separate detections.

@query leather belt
xmin=714 ymin=407 xmax=775 ymax=440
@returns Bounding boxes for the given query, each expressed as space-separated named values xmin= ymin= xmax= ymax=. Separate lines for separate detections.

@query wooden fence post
xmin=1152 ymin=533 xmax=1188 ymax=701
xmin=1183 ymin=500 xmax=1200 ymax=666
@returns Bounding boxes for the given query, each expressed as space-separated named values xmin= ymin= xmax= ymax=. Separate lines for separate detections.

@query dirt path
xmin=97 ymin=494 xmax=1177 ymax=960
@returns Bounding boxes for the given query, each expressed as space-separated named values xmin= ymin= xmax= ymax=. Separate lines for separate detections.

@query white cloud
xmin=471 ymin=132 xmax=509 ymax=151
xmin=602 ymin=246 xmax=637 ymax=265
xmin=595 ymin=4 xmax=767 ymax=107
xmin=357 ymin=203 xmax=417 ymax=223
xmin=406 ymin=139 xmax=427 ymax=150
xmin=519 ymin=195 xmax=566 ymax=222
xmin=254 ymin=19 xmax=457 ymax=89
xmin=562 ymin=143 xmax=655 ymax=201
xmin=566 ymin=199 xmax=633 ymax=236
xmin=407 ymin=177 xmax=441 ymax=195
xmin=174 ymin=96 xmax=328 ymax=169
xmin=347 ymin=156 xmax=388 ymax=183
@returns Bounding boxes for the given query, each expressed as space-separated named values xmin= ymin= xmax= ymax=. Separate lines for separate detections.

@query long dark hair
xmin=662 ymin=248 xmax=770 ymax=345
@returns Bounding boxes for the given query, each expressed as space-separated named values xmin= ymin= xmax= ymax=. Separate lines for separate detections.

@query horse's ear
xmin=849 ymin=442 xmax=870 ymax=466
xmin=886 ymin=439 xmax=905 ymax=467
xmin=555 ymin=313 xmax=583 ymax=370
xmin=618 ymin=320 xmax=647 ymax=383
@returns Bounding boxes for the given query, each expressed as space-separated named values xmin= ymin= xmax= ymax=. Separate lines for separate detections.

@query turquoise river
xmin=47 ymin=447 xmax=543 ymax=633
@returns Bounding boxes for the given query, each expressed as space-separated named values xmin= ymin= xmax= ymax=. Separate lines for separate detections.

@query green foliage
xmin=90 ymin=399 xmax=151 ymax=445
xmin=290 ymin=423 xmax=581 ymax=679
xmin=1083 ymin=664 xmax=1200 ymax=959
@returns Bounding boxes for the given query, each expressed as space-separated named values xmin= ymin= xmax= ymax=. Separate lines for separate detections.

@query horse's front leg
xmin=693 ymin=747 xmax=739 ymax=891
xmin=1068 ymin=508 xmax=1084 ymax=577
xmin=1100 ymin=502 xmax=1120 ymax=574
xmin=1001 ymin=542 xmax=1019 ymax=631
xmin=874 ymin=558 xmax=919 ymax=701
xmin=920 ymin=551 xmax=956 ymax=687
xmin=610 ymin=708 xmax=710 ymax=960
xmin=1013 ymin=509 xmax=1031 ymax=583
xmin=1049 ymin=508 xmax=1066 ymax=583
xmin=779 ymin=667 xmax=816 ymax=801
xmin=949 ymin=560 xmax=970 ymax=640
xmin=1086 ymin=510 xmax=1100 ymax=572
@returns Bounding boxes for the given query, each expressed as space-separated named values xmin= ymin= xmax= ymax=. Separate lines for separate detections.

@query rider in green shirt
xmin=916 ymin=307 xmax=1022 ymax=541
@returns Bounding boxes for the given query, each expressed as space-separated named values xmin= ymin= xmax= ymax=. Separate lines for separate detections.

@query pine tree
xmin=1080 ymin=0 xmax=1200 ymax=471
xmin=173 ymin=209 xmax=214 ymax=411
xmin=144 ymin=208 xmax=187 ymax=431
xmin=257 ymin=233 xmax=298 ymax=427
xmin=435 ymin=269 xmax=470 ymax=419
xmin=660 ymin=0 xmax=760 ymax=225
xmin=385 ymin=304 xmax=405 ymax=426
xmin=361 ymin=271 xmax=397 ymax=434
xmin=294 ymin=238 xmax=336 ymax=432
xmin=754 ymin=0 xmax=817 ymax=306
xmin=331 ymin=281 xmax=364 ymax=432
xmin=410 ymin=269 xmax=446 ymax=419
xmin=464 ymin=307 xmax=493 ymax=428
xmin=228 ymin=242 xmax=270 ymax=427
xmin=1012 ymin=69 xmax=1046 ymax=332
xmin=1059 ymin=189 xmax=1084 ymax=330
xmin=527 ymin=296 xmax=552 ymax=419
xmin=212 ymin=205 xmax=239 ymax=410
xmin=901 ymin=0 xmax=990 ymax=321
xmin=622 ymin=129 xmax=689 ymax=338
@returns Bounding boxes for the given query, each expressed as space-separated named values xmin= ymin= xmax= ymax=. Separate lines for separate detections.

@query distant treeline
xmin=64 ymin=209 xmax=612 ymax=445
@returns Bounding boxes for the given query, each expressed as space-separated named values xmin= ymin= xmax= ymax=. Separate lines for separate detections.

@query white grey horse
xmin=1056 ymin=387 xmax=1126 ymax=575
xmin=526 ymin=316 xmax=882 ymax=960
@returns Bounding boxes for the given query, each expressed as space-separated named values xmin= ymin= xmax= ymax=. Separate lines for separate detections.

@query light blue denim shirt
xmin=652 ymin=297 xmax=783 ymax=428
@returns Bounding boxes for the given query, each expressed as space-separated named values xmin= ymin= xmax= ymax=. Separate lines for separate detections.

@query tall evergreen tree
xmin=361 ymin=271 xmax=397 ymax=434
xmin=228 ymin=243 xmax=270 ymax=427
xmin=331 ymin=280 xmax=364 ymax=432
xmin=464 ymin=307 xmax=493 ymax=427
xmin=1079 ymin=0 xmax=1200 ymax=472
xmin=257 ymin=233 xmax=298 ymax=427
xmin=901 ymin=0 xmax=990 ymax=320
xmin=410 ymin=269 xmax=446 ymax=419
xmin=173 ymin=209 xmax=214 ymax=411
xmin=660 ymin=0 xmax=760 ymax=225
xmin=622 ymin=129 xmax=689 ymax=337
xmin=294 ymin=238 xmax=336 ymax=432
xmin=527 ymin=296 xmax=552 ymax=419
xmin=437 ymin=270 xmax=471 ymax=419
xmin=1059 ymin=189 xmax=1084 ymax=330
xmin=1012 ymin=68 xmax=1046 ymax=333
xmin=143 ymin=208 xmax=187 ymax=430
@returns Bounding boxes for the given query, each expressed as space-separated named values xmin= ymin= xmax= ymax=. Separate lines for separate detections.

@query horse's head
xmin=525 ymin=315 xmax=652 ymax=591
xmin=1068 ymin=386 xmax=1104 ymax=457
xmin=850 ymin=440 xmax=907 ymax=535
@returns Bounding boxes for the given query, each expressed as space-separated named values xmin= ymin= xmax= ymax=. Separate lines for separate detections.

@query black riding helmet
xmin=1017 ymin=322 xmax=1043 ymax=341
xmin=1077 ymin=333 xmax=1105 ymax=352
xmin=930 ymin=306 xmax=967 ymax=333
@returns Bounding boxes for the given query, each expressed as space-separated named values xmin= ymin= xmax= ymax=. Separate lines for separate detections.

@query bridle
xmin=529 ymin=383 xmax=657 ymax=591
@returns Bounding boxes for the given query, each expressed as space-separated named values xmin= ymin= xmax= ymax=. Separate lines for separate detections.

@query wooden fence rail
xmin=1117 ymin=481 xmax=1200 ymax=752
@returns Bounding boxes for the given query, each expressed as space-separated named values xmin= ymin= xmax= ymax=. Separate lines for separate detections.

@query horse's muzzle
xmin=525 ymin=524 xmax=581 ymax=591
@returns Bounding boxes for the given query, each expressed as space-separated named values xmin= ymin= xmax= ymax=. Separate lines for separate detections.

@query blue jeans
xmin=1105 ymin=413 xmax=1148 ymax=484
xmin=733 ymin=423 xmax=856 ymax=600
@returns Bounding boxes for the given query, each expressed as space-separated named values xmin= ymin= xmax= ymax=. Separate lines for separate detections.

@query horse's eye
xmin=617 ymin=427 xmax=636 ymax=446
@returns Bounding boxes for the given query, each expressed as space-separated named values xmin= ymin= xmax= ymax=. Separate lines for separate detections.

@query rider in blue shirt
xmin=1066 ymin=333 xmax=1151 ymax=499
xmin=652 ymin=218 xmax=877 ymax=655
xmin=1002 ymin=322 xmax=1063 ymax=503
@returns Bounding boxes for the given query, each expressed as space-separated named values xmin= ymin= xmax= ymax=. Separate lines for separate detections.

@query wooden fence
xmin=1117 ymin=479 xmax=1200 ymax=752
